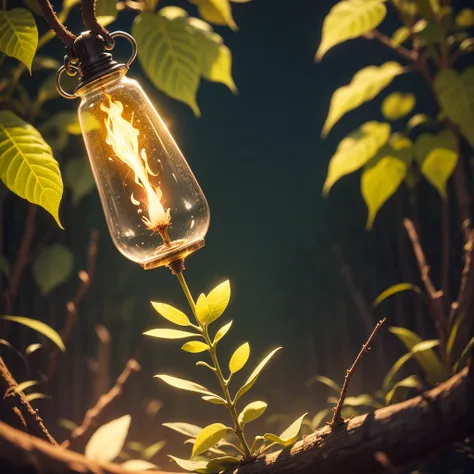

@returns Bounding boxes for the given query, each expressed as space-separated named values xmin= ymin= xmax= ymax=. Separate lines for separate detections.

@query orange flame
xmin=100 ymin=96 xmax=170 ymax=231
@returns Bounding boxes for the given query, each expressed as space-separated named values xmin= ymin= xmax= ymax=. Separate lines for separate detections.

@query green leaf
xmin=190 ymin=0 xmax=237 ymax=30
xmin=144 ymin=328 xmax=196 ymax=339
xmin=182 ymin=341 xmax=209 ymax=353
xmin=311 ymin=409 xmax=331 ymax=429
xmin=143 ymin=440 xmax=167 ymax=460
xmin=121 ymin=460 xmax=157 ymax=471
xmin=373 ymin=283 xmax=421 ymax=307
xmin=382 ymin=92 xmax=416 ymax=120
xmin=305 ymin=375 xmax=341 ymax=392
xmin=385 ymin=375 xmax=420 ymax=405
xmin=168 ymin=456 xmax=209 ymax=473
xmin=264 ymin=413 xmax=307 ymax=446
xmin=323 ymin=62 xmax=404 ymax=135
xmin=202 ymin=394 xmax=226 ymax=404
xmin=32 ymin=244 xmax=74 ymax=296
xmin=447 ymin=312 xmax=464 ymax=363
xmin=391 ymin=26 xmax=410 ymax=46
xmin=453 ymin=337 xmax=474 ymax=373
xmin=0 ymin=111 xmax=63 ymax=227
xmin=40 ymin=111 xmax=99 ymax=136
xmin=229 ymin=342 xmax=250 ymax=374
xmin=195 ymin=293 xmax=209 ymax=325
xmin=456 ymin=9 xmax=474 ymax=28
xmin=323 ymin=121 xmax=391 ymax=195
xmin=390 ymin=327 xmax=444 ymax=385
xmin=383 ymin=351 xmax=415 ymax=391
xmin=234 ymin=347 xmax=281 ymax=402
xmin=238 ymin=401 xmax=267 ymax=425
xmin=192 ymin=423 xmax=228 ymax=457
xmin=37 ymin=73 xmax=58 ymax=104
xmin=154 ymin=374 xmax=212 ymax=395
xmin=64 ymin=158 xmax=96 ymax=206
xmin=132 ymin=9 xmax=201 ymax=115
xmin=85 ymin=415 xmax=131 ymax=463
xmin=206 ymin=456 xmax=240 ymax=472
xmin=362 ymin=135 xmax=413 ymax=229
xmin=0 ymin=8 xmax=38 ymax=72
xmin=214 ymin=321 xmax=232 ymax=345
xmin=14 ymin=379 xmax=39 ymax=393
xmin=25 ymin=392 xmax=49 ymax=402
xmin=434 ymin=68 xmax=474 ymax=147
xmin=316 ymin=0 xmax=386 ymax=60
xmin=25 ymin=343 xmax=42 ymax=356
xmin=163 ymin=422 xmax=202 ymax=438
xmin=150 ymin=302 xmax=191 ymax=327
xmin=95 ymin=0 xmax=118 ymax=26
xmin=1 ymin=316 xmax=65 ymax=351
xmin=206 ymin=280 xmax=231 ymax=325
xmin=415 ymin=129 xmax=458 ymax=198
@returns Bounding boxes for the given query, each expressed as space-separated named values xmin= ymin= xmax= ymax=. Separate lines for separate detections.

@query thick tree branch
xmin=0 ymin=366 xmax=472 ymax=474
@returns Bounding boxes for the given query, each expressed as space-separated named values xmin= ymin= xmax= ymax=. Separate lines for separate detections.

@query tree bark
xmin=0 ymin=366 xmax=472 ymax=474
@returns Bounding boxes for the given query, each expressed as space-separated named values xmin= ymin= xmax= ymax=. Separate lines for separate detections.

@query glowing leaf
xmin=238 ymin=401 xmax=267 ymax=425
xmin=168 ymin=456 xmax=209 ymax=473
xmin=456 ymin=9 xmax=474 ymax=28
xmin=163 ymin=422 xmax=202 ymax=438
xmin=182 ymin=341 xmax=209 ymax=353
xmin=121 ymin=460 xmax=157 ymax=471
xmin=151 ymin=302 xmax=191 ymax=326
xmin=202 ymin=395 xmax=226 ymax=404
xmin=192 ymin=423 xmax=228 ymax=457
xmin=144 ymin=328 xmax=196 ymax=339
xmin=190 ymin=0 xmax=237 ymax=30
xmin=316 ymin=0 xmax=386 ymax=60
xmin=214 ymin=321 xmax=233 ymax=345
xmin=229 ymin=342 xmax=250 ymax=374
xmin=195 ymin=293 xmax=209 ymax=325
xmin=382 ymin=92 xmax=416 ymax=120
xmin=14 ymin=380 xmax=39 ymax=394
xmin=391 ymin=26 xmax=410 ymax=46
xmin=264 ymin=413 xmax=307 ymax=446
xmin=206 ymin=280 xmax=231 ymax=324
xmin=155 ymin=374 xmax=212 ymax=395
xmin=373 ymin=283 xmax=421 ymax=307
xmin=305 ymin=375 xmax=341 ymax=392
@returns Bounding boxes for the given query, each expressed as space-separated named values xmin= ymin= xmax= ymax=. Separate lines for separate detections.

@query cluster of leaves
xmin=0 ymin=0 xmax=243 ymax=228
xmin=317 ymin=0 xmax=474 ymax=228
xmin=145 ymin=279 xmax=306 ymax=473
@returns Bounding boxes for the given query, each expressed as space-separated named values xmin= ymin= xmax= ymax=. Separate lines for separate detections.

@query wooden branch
xmin=0 ymin=356 xmax=57 ymax=445
xmin=0 ymin=366 xmax=473 ymax=474
xmin=47 ymin=230 xmax=100 ymax=381
xmin=62 ymin=358 xmax=140 ymax=450
xmin=403 ymin=219 xmax=447 ymax=348
xmin=330 ymin=318 xmax=386 ymax=426
xmin=236 ymin=365 xmax=474 ymax=474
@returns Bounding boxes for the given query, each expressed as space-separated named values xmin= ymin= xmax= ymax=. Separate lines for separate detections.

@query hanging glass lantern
xmin=57 ymin=31 xmax=210 ymax=270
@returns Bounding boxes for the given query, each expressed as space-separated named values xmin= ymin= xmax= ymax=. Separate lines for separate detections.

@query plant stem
xmin=174 ymin=271 xmax=253 ymax=460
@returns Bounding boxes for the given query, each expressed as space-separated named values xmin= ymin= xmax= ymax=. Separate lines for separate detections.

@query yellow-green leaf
xmin=144 ymin=328 xmax=196 ymax=339
xmin=163 ymin=422 xmax=202 ymax=438
xmin=202 ymin=394 xmax=226 ymax=404
xmin=195 ymin=293 xmax=209 ymax=325
xmin=168 ymin=456 xmax=209 ymax=473
xmin=190 ymin=0 xmax=237 ymax=30
xmin=95 ymin=0 xmax=118 ymax=27
xmin=434 ymin=68 xmax=474 ymax=147
xmin=121 ymin=460 xmax=157 ymax=471
xmin=0 ymin=111 xmax=63 ymax=227
xmin=229 ymin=342 xmax=250 ymax=374
xmin=234 ymin=347 xmax=281 ymax=402
xmin=373 ymin=283 xmax=421 ymax=307
xmin=305 ymin=375 xmax=341 ymax=392
xmin=64 ymin=158 xmax=96 ymax=206
xmin=385 ymin=375 xmax=420 ymax=405
xmin=1 ymin=316 xmax=65 ymax=351
xmin=32 ymin=244 xmax=74 ymax=295
xmin=14 ymin=379 xmax=39 ymax=394
xmin=25 ymin=392 xmax=49 ymax=402
xmin=214 ymin=320 xmax=232 ymax=345
xmin=453 ymin=337 xmax=474 ymax=373
xmin=456 ymin=9 xmax=474 ymax=28
xmin=391 ymin=26 xmax=410 ymax=46
xmin=238 ymin=401 xmax=267 ymax=425
xmin=0 ymin=8 xmax=38 ymax=72
xmin=362 ymin=136 xmax=413 ymax=229
xmin=154 ymin=374 xmax=211 ymax=395
xmin=415 ymin=129 xmax=458 ymax=198
xmin=151 ymin=302 xmax=191 ymax=327
xmin=323 ymin=121 xmax=391 ymax=195
xmin=182 ymin=341 xmax=209 ymax=353
xmin=382 ymin=92 xmax=416 ymax=120
xmin=389 ymin=327 xmax=444 ymax=385
xmin=132 ymin=9 xmax=201 ymax=115
xmin=316 ymin=0 xmax=386 ymax=60
xmin=206 ymin=456 xmax=240 ymax=472
xmin=264 ymin=413 xmax=307 ymax=446
xmin=323 ymin=62 xmax=404 ymax=135
xmin=192 ymin=423 xmax=228 ymax=457
xmin=206 ymin=280 xmax=231 ymax=324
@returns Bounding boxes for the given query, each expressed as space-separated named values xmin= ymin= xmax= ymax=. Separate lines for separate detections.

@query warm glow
xmin=100 ymin=95 xmax=171 ymax=232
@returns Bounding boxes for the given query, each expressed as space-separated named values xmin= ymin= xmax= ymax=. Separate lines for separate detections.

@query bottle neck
xmin=75 ymin=69 xmax=127 ymax=98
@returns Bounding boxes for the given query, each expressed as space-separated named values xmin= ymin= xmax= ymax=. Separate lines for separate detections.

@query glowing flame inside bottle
xmin=100 ymin=96 xmax=171 ymax=238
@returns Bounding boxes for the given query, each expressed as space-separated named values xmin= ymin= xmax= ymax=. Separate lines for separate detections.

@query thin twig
xmin=330 ymin=318 xmax=386 ymax=427
xmin=403 ymin=219 xmax=447 ymax=351
xmin=441 ymin=200 xmax=450 ymax=311
xmin=61 ymin=358 xmax=141 ymax=449
xmin=0 ymin=356 xmax=57 ymax=445
xmin=46 ymin=230 xmax=99 ymax=382
xmin=364 ymin=30 xmax=417 ymax=63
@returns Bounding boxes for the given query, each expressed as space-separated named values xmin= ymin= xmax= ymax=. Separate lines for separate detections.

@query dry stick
xmin=0 ymin=356 xmax=57 ymax=445
xmin=330 ymin=318 xmax=386 ymax=427
xmin=47 ymin=230 xmax=99 ymax=382
xmin=61 ymin=358 xmax=140 ymax=449
xmin=403 ymin=219 xmax=447 ymax=352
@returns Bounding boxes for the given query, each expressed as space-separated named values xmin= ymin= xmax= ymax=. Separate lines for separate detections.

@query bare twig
xmin=0 ymin=356 xmax=57 ymax=445
xmin=62 ymin=358 xmax=140 ymax=449
xmin=364 ymin=30 xmax=417 ymax=63
xmin=403 ymin=219 xmax=447 ymax=350
xmin=47 ymin=230 xmax=99 ymax=381
xmin=330 ymin=318 xmax=386 ymax=427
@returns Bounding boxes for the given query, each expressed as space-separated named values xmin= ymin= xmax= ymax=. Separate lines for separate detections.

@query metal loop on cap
xmin=56 ymin=65 xmax=77 ymax=100
xmin=109 ymin=31 xmax=137 ymax=68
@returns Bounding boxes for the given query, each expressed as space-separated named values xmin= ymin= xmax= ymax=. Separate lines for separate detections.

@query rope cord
xmin=37 ymin=0 xmax=76 ymax=49
xmin=80 ymin=0 xmax=114 ymax=47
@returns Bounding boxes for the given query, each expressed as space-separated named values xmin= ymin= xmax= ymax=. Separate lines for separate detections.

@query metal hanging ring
xmin=56 ymin=65 xmax=77 ymax=99
xmin=109 ymin=31 xmax=137 ymax=68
